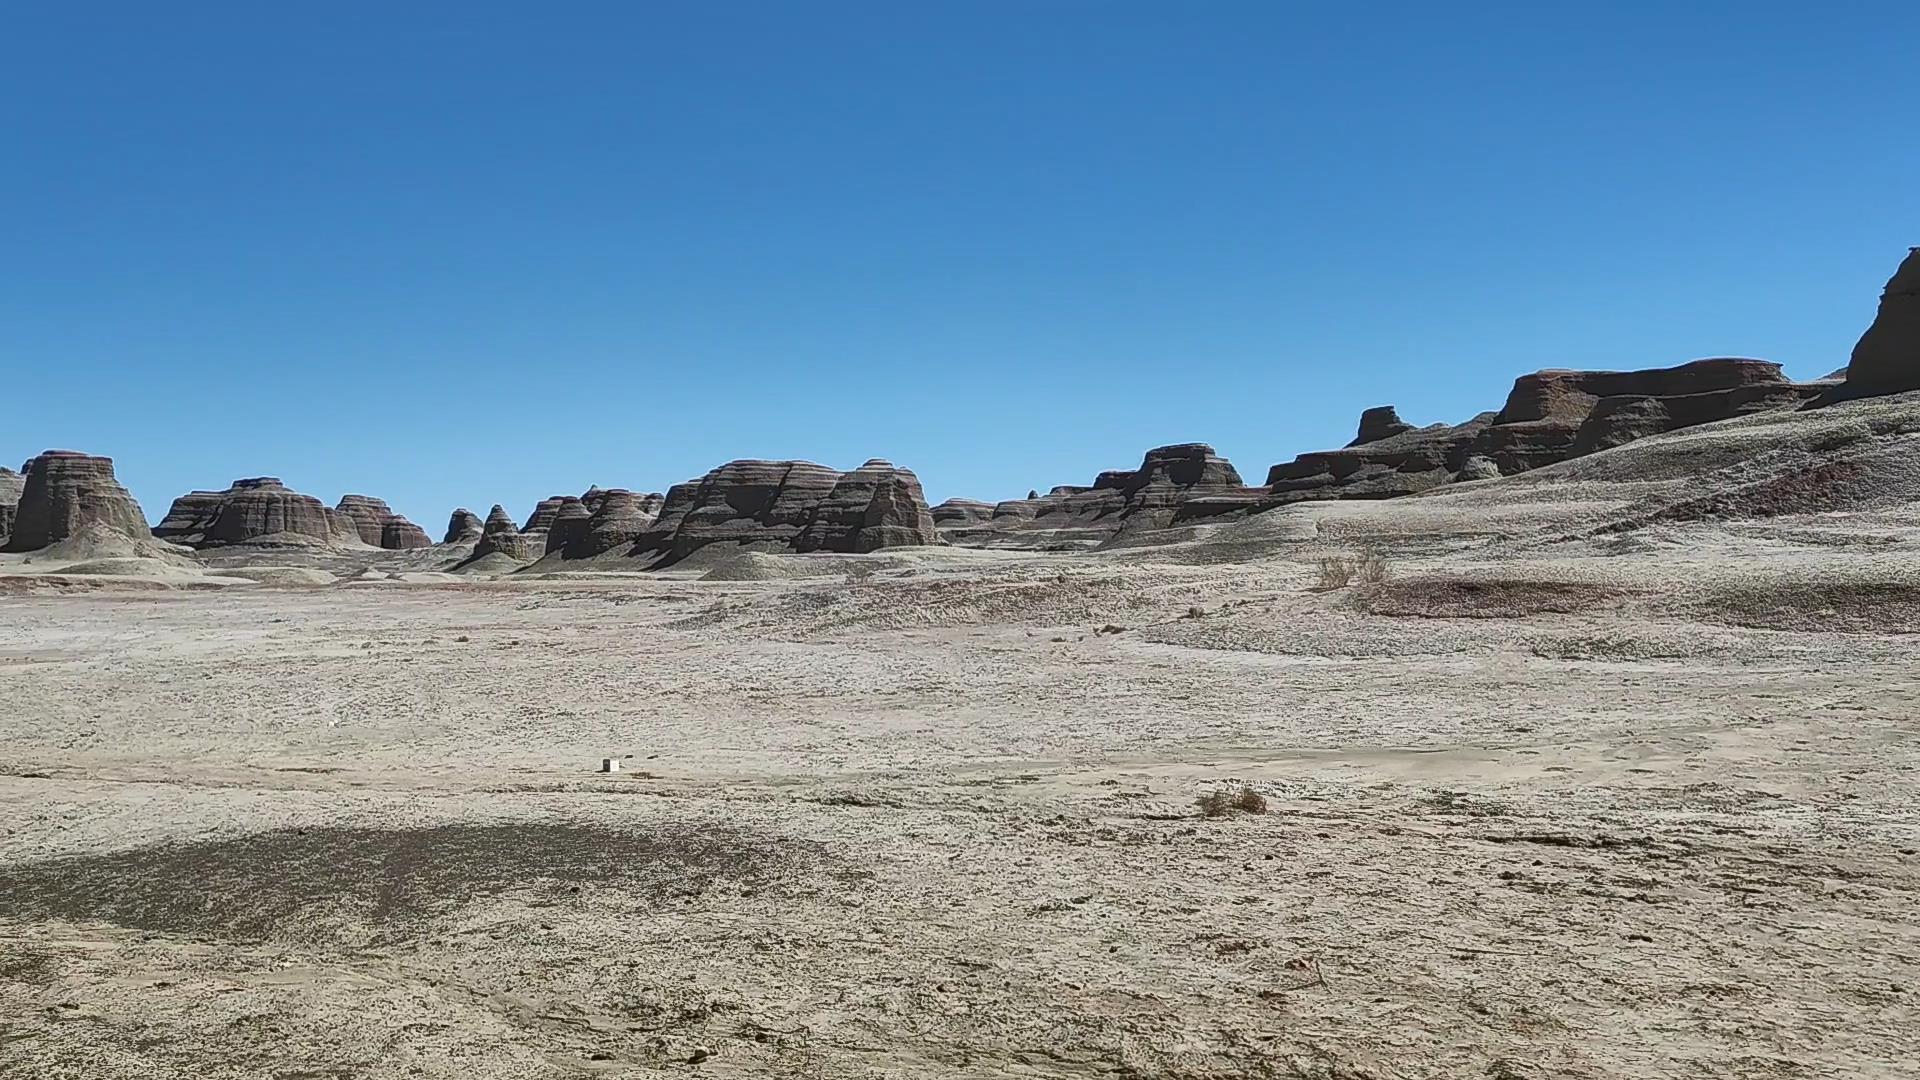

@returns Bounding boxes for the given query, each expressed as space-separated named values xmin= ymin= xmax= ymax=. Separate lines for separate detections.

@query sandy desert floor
xmin=2 ymin=484 xmax=1918 ymax=1079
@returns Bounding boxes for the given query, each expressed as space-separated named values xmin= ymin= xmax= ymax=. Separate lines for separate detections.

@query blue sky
xmin=3 ymin=2 xmax=1914 ymax=529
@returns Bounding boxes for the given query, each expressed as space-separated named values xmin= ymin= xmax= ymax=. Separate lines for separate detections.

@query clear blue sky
xmin=3 ymin=2 xmax=1914 ymax=529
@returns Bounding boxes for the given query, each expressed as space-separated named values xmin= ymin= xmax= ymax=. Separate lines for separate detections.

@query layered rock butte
xmin=443 ymin=508 xmax=485 ymax=546
xmin=3 ymin=451 xmax=150 ymax=553
xmin=153 ymin=478 xmax=361 ymax=548
xmin=335 ymin=495 xmax=431 ymax=550
xmin=625 ymin=459 xmax=937 ymax=567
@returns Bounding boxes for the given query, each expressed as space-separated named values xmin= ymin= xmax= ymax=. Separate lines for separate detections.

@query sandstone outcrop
xmin=152 ymin=478 xmax=360 ymax=548
xmin=443 ymin=508 xmax=485 ymax=545
xmin=335 ymin=495 xmax=431 ymax=550
xmin=0 ymin=467 xmax=27 ymax=548
xmin=1350 ymin=406 xmax=1415 ymax=446
xmin=1831 ymin=248 xmax=1920 ymax=399
xmin=573 ymin=489 xmax=662 ymax=557
xmin=1260 ymin=359 xmax=1824 ymax=510
xmin=633 ymin=460 xmax=842 ymax=565
xmin=206 ymin=479 xmax=342 ymax=547
xmin=473 ymin=505 xmax=532 ymax=561
xmin=545 ymin=500 xmax=594 ymax=556
xmin=793 ymin=459 xmax=940 ymax=553
xmin=937 ymin=444 xmax=1254 ymax=548
xmin=522 ymin=496 xmax=575 ymax=535
xmin=626 ymin=459 xmax=939 ymax=566
xmin=4 ymin=451 xmax=151 ymax=553
xmin=930 ymin=498 xmax=994 ymax=527
xmin=1476 ymin=359 xmax=1801 ymax=472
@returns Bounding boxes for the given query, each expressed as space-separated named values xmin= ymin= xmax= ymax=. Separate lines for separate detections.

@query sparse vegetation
xmin=1196 ymin=786 xmax=1268 ymax=817
xmin=1313 ymin=548 xmax=1389 ymax=591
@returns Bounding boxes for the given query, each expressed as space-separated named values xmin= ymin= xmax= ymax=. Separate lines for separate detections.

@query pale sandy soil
xmin=2 ymin=478 xmax=1918 ymax=1077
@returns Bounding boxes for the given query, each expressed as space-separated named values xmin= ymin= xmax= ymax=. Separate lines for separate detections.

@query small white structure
xmin=600 ymin=757 xmax=620 ymax=773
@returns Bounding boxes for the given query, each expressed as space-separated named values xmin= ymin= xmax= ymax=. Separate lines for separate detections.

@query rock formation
xmin=3 ymin=451 xmax=151 ymax=552
xmin=1475 ymin=359 xmax=1802 ymax=473
xmin=626 ymin=459 xmax=938 ymax=566
xmin=545 ymin=500 xmax=594 ymax=557
xmin=1261 ymin=359 xmax=1824 ymax=510
xmin=151 ymin=478 xmax=362 ymax=548
xmin=473 ymin=505 xmax=532 ymax=561
xmin=1349 ymin=406 xmax=1415 ymax=446
xmin=793 ymin=460 xmax=940 ymax=553
xmin=0 ymin=467 xmax=25 ymax=549
xmin=573 ymin=489 xmax=663 ymax=557
xmin=335 ymin=495 xmax=431 ymax=550
xmin=1822 ymin=248 xmax=1920 ymax=401
xmin=443 ymin=508 xmax=485 ymax=545
xmin=633 ymin=460 xmax=843 ymax=565
xmin=208 ymin=479 xmax=344 ymax=547
xmin=936 ymin=444 xmax=1254 ymax=548
xmin=522 ymin=496 xmax=574 ymax=535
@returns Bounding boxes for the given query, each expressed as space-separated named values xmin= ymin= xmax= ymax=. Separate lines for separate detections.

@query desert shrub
xmin=1196 ymin=786 xmax=1268 ymax=817
xmin=1313 ymin=549 xmax=1388 ymax=590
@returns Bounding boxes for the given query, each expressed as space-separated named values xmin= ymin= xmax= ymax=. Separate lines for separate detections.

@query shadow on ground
xmin=0 ymin=821 xmax=820 ymax=943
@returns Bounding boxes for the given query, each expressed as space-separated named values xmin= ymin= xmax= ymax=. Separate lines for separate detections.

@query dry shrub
xmin=1313 ymin=549 xmax=1388 ymax=591
xmin=1196 ymin=786 xmax=1268 ymax=817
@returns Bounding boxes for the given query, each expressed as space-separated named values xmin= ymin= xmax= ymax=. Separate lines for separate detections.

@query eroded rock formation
xmin=0 ymin=467 xmax=27 ymax=548
xmin=573 ymin=489 xmax=662 ymax=558
xmin=4 ymin=451 xmax=151 ymax=552
xmin=936 ymin=444 xmax=1253 ymax=548
xmin=1825 ymin=248 xmax=1920 ymax=401
xmin=793 ymin=460 xmax=940 ymax=553
xmin=474 ymin=505 xmax=532 ymax=561
xmin=335 ymin=495 xmax=431 ymax=550
xmin=443 ymin=508 xmax=485 ymax=545
xmin=1350 ymin=406 xmax=1415 ymax=446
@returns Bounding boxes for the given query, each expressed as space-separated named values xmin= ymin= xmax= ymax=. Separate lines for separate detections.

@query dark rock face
xmin=155 ymin=477 xmax=366 ymax=548
xmin=570 ymin=489 xmax=662 ymax=558
xmin=628 ymin=459 xmax=938 ymax=565
xmin=4 ymin=451 xmax=151 ymax=552
xmin=634 ymin=460 xmax=843 ymax=565
xmin=793 ymin=459 xmax=940 ymax=554
xmin=545 ymin=500 xmax=594 ymax=556
xmin=444 ymin=508 xmax=485 ymax=545
xmin=335 ymin=495 xmax=431 ymax=550
xmin=0 ymin=467 xmax=25 ymax=549
xmin=474 ymin=505 xmax=532 ymax=561
xmin=380 ymin=518 xmax=431 ymax=549
xmin=1477 ymin=358 xmax=1794 ymax=473
xmin=1260 ymin=359 xmax=1823 ymax=511
xmin=1837 ymin=248 xmax=1920 ymax=397
xmin=930 ymin=498 xmax=994 ymax=527
xmin=197 ymin=478 xmax=339 ymax=547
xmin=1265 ymin=414 xmax=1499 ymax=504
xmin=1350 ymin=406 xmax=1415 ymax=446
xmin=938 ymin=444 xmax=1253 ymax=548
xmin=522 ymin=496 xmax=574 ymax=535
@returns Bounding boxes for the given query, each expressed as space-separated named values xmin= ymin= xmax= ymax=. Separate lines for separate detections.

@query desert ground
xmin=4 ymin=406 xmax=1919 ymax=1078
